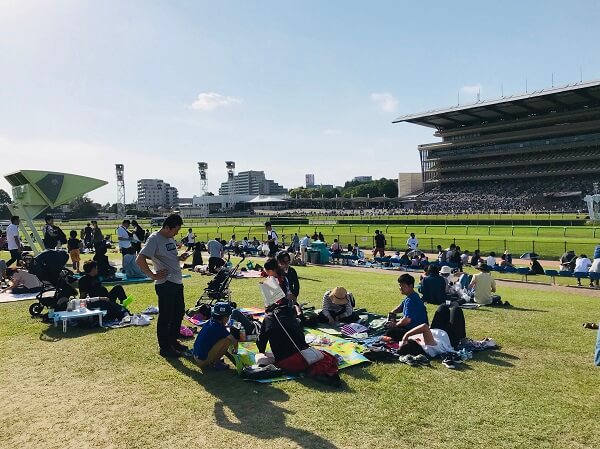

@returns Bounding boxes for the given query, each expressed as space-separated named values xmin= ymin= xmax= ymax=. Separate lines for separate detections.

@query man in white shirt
xmin=486 ymin=252 xmax=497 ymax=267
xmin=117 ymin=219 xmax=132 ymax=268
xmin=6 ymin=216 xmax=23 ymax=267
xmin=207 ymin=238 xmax=225 ymax=273
xmin=299 ymin=234 xmax=310 ymax=264
xmin=574 ymin=254 xmax=592 ymax=286
xmin=406 ymin=233 xmax=419 ymax=250
xmin=265 ymin=221 xmax=278 ymax=257
xmin=185 ymin=228 xmax=195 ymax=251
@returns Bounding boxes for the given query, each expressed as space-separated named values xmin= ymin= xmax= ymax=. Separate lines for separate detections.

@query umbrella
xmin=520 ymin=252 xmax=539 ymax=260
xmin=407 ymin=249 xmax=424 ymax=257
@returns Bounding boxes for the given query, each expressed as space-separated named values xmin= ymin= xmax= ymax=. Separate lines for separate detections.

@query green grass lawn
xmin=26 ymin=221 xmax=599 ymax=259
xmin=1 ymin=256 xmax=599 ymax=449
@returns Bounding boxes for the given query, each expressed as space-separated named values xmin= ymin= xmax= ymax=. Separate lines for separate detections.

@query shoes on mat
xmin=122 ymin=295 xmax=134 ymax=308
xmin=142 ymin=305 xmax=159 ymax=314
xmin=413 ymin=354 xmax=430 ymax=366
xmin=442 ymin=356 xmax=456 ymax=369
xmin=399 ymin=355 xmax=418 ymax=366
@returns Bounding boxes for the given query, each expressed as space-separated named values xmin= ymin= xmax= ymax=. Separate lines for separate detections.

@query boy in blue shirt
xmin=192 ymin=302 xmax=238 ymax=370
xmin=385 ymin=273 xmax=429 ymax=341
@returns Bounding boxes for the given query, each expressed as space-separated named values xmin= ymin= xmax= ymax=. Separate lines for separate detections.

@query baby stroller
xmin=186 ymin=255 xmax=246 ymax=319
xmin=28 ymin=250 xmax=78 ymax=317
xmin=198 ymin=254 xmax=245 ymax=304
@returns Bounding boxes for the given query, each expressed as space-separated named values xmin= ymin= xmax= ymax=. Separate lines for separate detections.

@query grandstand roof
xmin=393 ymin=79 xmax=600 ymax=130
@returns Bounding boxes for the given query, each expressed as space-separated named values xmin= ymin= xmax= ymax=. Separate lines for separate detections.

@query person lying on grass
xmin=398 ymin=303 xmax=466 ymax=358
xmin=385 ymin=273 xmax=429 ymax=342
xmin=192 ymin=302 xmax=238 ymax=371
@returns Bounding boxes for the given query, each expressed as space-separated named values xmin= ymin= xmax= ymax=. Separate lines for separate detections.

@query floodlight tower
xmin=225 ymin=161 xmax=236 ymax=210
xmin=197 ymin=162 xmax=209 ymax=217
xmin=115 ymin=164 xmax=126 ymax=218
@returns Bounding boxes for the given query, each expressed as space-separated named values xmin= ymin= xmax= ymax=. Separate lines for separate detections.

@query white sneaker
xmin=132 ymin=314 xmax=151 ymax=326
xmin=142 ymin=306 xmax=159 ymax=314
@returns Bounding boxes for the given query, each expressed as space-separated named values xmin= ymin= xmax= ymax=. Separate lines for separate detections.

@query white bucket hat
xmin=440 ymin=265 xmax=453 ymax=275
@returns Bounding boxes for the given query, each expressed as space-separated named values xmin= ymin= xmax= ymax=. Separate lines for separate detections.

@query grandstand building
xmin=394 ymin=80 xmax=600 ymax=212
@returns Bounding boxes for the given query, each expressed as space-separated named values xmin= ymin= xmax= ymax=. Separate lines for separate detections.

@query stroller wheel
xmin=29 ymin=302 xmax=45 ymax=317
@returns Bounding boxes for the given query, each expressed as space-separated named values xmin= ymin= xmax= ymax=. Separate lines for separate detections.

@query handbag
xmin=273 ymin=312 xmax=324 ymax=365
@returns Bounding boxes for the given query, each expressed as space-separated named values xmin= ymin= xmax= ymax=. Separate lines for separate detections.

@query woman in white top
xmin=398 ymin=304 xmax=466 ymax=357
xmin=574 ymin=254 xmax=592 ymax=286
xmin=402 ymin=325 xmax=455 ymax=357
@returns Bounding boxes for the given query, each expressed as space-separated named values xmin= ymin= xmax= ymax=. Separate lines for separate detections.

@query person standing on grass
xmin=67 ymin=230 xmax=81 ymax=272
xmin=131 ymin=220 xmax=145 ymax=254
xmin=407 ymin=233 xmax=419 ymax=250
xmin=299 ymin=234 xmax=310 ymax=264
xmin=6 ymin=216 xmax=23 ymax=267
xmin=207 ymin=237 xmax=225 ymax=273
xmin=265 ymin=221 xmax=279 ymax=257
xmin=42 ymin=215 xmax=66 ymax=249
xmin=185 ymin=228 xmax=196 ymax=251
xmin=137 ymin=214 xmax=191 ymax=358
xmin=83 ymin=222 xmax=93 ymax=250
xmin=91 ymin=220 xmax=104 ymax=253
xmin=373 ymin=230 xmax=386 ymax=257
xmin=117 ymin=219 xmax=133 ymax=268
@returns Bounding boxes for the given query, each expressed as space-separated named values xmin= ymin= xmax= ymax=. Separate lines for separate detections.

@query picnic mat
xmin=232 ymin=328 xmax=369 ymax=383
xmin=73 ymin=273 xmax=191 ymax=285
xmin=0 ymin=291 xmax=39 ymax=304
xmin=234 ymin=270 xmax=264 ymax=279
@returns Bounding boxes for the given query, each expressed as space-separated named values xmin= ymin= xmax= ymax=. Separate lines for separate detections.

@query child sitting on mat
xmin=192 ymin=302 xmax=238 ymax=370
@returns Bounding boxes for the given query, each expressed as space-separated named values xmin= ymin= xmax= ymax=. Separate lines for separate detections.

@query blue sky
xmin=1 ymin=0 xmax=599 ymax=203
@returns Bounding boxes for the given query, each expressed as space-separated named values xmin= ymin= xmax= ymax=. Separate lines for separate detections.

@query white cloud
xmin=461 ymin=83 xmax=482 ymax=95
xmin=190 ymin=92 xmax=242 ymax=111
xmin=370 ymin=92 xmax=398 ymax=113
xmin=322 ymin=128 xmax=342 ymax=135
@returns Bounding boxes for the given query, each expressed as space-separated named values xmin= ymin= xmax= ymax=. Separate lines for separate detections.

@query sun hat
xmin=440 ymin=265 xmax=452 ymax=275
xmin=331 ymin=286 xmax=348 ymax=305
xmin=212 ymin=302 xmax=233 ymax=317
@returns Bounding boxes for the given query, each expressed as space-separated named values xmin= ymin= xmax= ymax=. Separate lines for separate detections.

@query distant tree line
xmin=289 ymin=178 xmax=398 ymax=199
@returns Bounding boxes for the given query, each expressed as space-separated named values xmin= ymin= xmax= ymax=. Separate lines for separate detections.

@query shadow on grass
xmin=39 ymin=323 xmax=109 ymax=341
xmin=298 ymin=276 xmax=322 ymax=282
xmin=166 ymin=357 xmax=340 ymax=449
xmin=471 ymin=350 xmax=519 ymax=367
xmin=506 ymin=306 xmax=549 ymax=313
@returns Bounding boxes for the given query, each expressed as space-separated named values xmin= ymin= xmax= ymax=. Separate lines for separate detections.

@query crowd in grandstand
xmin=255 ymin=174 xmax=598 ymax=216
